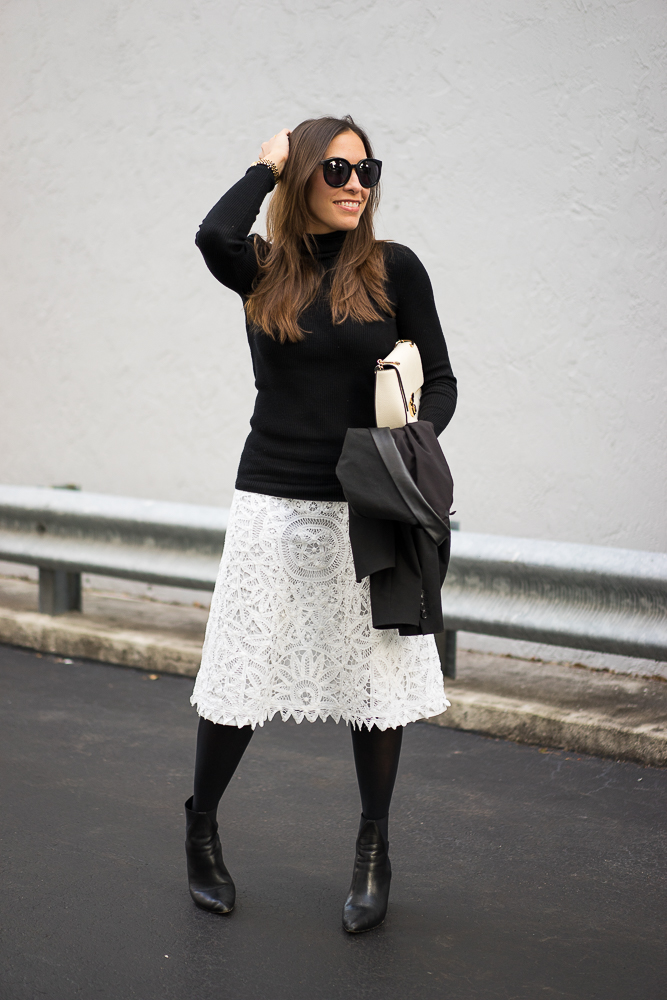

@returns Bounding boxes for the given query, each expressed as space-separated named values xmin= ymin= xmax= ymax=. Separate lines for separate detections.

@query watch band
xmin=250 ymin=157 xmax=280 ymax=182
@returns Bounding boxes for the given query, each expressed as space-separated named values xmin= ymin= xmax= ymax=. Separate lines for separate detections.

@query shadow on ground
xmin=1 ymin=645 xmax=665 ymax=1000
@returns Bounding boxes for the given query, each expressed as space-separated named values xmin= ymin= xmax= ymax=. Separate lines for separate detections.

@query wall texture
xmin=1 ymin=0 xmax=666 ymax=551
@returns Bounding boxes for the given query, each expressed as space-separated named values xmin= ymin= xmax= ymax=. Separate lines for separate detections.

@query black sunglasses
xmin=319 ymin=157 xmax=382 ymax=189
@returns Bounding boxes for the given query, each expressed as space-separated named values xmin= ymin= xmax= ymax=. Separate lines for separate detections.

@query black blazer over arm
xmin=335 ymin=421 xmax=454 ymax=636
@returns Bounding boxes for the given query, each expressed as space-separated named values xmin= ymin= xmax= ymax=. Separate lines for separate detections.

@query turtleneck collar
xmin=302 ymin=229 xmax=347 ymax=260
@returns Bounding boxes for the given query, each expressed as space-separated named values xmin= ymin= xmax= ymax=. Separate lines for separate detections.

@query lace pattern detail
xmin=191 ymin=490 xmax=449 ymax=730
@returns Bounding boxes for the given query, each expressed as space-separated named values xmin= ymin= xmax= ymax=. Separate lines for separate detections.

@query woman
xmin=186 ymin=115 xmax=457 ymax=933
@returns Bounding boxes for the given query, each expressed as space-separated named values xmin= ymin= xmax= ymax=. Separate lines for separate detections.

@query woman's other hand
xmin=260 ymin=129 xmax=291 ymax=175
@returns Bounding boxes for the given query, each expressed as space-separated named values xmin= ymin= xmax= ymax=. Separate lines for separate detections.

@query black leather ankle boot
xmin=184 ymin=796 xmax=235 ymax=914
xmin=342 ymin=814 xmax=391 ymax=933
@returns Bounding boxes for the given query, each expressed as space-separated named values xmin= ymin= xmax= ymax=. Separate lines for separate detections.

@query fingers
xmin=259 ymin=128 xmax=292 ymax=175
xmin=265 ymin=129 xmax=290 ymax=143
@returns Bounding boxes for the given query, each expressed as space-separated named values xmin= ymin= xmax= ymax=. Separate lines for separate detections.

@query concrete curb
xmin=428 ymin=689 xmax=667 ymax=768
xmin=0 ymin=608 xmax=201 ymax=677
xmin=1 ymin=605 xmax=665 ymax=767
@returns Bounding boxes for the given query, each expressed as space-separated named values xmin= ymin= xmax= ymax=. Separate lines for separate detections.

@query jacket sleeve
xmin=386 ymin=244 xmax=457 ymax=435
xmin=195 ymin=164 xmax=276 ymax=297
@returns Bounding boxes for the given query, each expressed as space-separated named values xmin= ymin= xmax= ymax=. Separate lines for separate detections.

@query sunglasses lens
xmin=357 ymin=160 xmax=381 ymax=188
xmin=323 ymin=159 xmax=349 ymax=187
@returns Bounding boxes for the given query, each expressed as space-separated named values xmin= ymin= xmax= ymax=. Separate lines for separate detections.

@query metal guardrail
xmin=1 ymin=485 xmax=666 ymax=668
xmin=440 ymin=532 xmax=667 ymax=665
xmin=0 ymin=485 xmax=226 ymax=613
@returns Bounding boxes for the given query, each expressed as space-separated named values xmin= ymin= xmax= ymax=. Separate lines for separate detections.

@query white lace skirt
xmin=191 ymin=489 xmax=449 ymax=730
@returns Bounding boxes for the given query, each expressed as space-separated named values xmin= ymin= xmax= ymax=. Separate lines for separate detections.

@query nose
xmin=343 ymin=169 xmax=363 ymax=194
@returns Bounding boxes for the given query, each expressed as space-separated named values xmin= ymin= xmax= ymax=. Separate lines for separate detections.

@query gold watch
xmin=250 ymin=157 xmax=280 ymax=182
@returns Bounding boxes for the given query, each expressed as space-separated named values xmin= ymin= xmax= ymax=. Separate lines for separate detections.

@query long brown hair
xmin=245 ymin=115 xmax=394 ymax=344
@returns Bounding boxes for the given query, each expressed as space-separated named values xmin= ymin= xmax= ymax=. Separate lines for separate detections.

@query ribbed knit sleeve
xmin=387 ymin=244 xmax=458 ymax=436
xmin=195 ymin=164 xmax=276 ymax=296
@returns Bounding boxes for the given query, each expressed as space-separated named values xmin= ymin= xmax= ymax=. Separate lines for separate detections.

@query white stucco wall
xmin=1 ymin=0 xmax=666 ymax=553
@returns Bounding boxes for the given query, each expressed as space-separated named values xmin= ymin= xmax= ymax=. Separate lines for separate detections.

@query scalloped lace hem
xmin=190 ymin=695 xmax=451 ymax=731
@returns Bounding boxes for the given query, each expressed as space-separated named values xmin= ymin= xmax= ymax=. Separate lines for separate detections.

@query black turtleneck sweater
xmin=195 ymin=164 xmax=457 ymax=502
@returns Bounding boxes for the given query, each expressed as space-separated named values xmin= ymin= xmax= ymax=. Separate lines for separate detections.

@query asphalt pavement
xmin=1 ymin=644 xmax=665 ymax=1000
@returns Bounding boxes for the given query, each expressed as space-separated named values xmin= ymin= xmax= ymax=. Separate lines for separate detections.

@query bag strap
xmin=374 ymin=363 xmax=409 ymax=422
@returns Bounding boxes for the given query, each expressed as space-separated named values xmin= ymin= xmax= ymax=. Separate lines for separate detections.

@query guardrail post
xmin=435 ymin=629 xmax=457 ymax=680
xmin=437 ymin=520 xmax=460 ymax=679
xmin=39 ymin=568 xmax=82 ymax=615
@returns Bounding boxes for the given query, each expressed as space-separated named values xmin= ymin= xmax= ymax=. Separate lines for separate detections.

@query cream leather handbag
xmin=374 ymin=340 xmax=423 ymax=429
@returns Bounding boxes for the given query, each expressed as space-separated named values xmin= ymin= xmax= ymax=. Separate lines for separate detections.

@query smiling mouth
xmin=334 ymin=200 xmax=361 ymax=211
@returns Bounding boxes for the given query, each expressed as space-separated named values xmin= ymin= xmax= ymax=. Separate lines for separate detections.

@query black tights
xmin=350 ymin=724 xmax=403 ymax=819
xmin=192 ymin=719 xmax=254 ymax=813
xmin=192 ymin=717 xmax=403 ymax=820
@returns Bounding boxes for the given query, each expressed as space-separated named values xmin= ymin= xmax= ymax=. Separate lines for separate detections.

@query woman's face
xmin=306 ymin=131 xmax=370 ymax=235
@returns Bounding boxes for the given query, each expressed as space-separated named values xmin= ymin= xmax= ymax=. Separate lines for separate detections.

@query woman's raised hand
xmin=260 ymin=129 xmax=291 ymax=175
